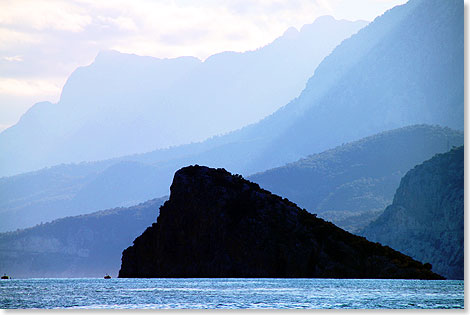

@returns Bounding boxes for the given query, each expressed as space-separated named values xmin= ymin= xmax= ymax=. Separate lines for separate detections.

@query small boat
xmin=1 ymin=274 xmax=9 ymax=279
xmin=104 ymin=274 xmax=111 ymax=279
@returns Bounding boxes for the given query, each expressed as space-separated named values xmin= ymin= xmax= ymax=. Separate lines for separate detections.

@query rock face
xmin=119 ymin=165 xmax=442 ymax=279
xmin=362 ymin=146 xmax=463 ymax=279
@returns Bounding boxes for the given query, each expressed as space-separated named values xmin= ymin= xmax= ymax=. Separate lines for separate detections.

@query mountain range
xmin=0 ymin=0 xmax=463 ymax=234
xmin=1 ymin=138 xmax=462 ymax=278
xmin=0 ymin=124 xmax=462 ymax=233
xmin=0 ymin=16 xmax=367 ymax=177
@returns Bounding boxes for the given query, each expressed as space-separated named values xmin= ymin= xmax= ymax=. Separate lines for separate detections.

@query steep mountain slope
xmin=0 ymin=197 xmax=166 ymax=278
xmin=242 ymin=0 xmax=462 ymax=173
xmin=248 ymin=125 xmax=463 ymax=232
xmin=0 ymin=17 xmax=367 ymax=177
xmin=119 ymin=165 xmax=442 ymax=279
xmin=361 ymin=146 xmax=463 ymax=279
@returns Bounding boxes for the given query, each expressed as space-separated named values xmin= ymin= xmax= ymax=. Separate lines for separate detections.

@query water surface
xmin=0 ymin=278 xmax=463 ymax=309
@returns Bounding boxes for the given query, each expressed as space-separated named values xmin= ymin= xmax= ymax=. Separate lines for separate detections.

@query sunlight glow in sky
xmin=0 ymin=0 xmax=408 ymax=131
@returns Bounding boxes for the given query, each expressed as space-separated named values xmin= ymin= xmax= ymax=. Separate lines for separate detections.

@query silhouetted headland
xmin=119 ymin=165 xmax=443 ymax=279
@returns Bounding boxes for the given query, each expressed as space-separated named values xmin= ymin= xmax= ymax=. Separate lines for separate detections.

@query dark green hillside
xmin=0 ymin=197 xmax=165 ymax=278
xmin=361 ymin=146 xmax=463 ymax=279
xmin=249 ymin=125 xmax=463 ymax=232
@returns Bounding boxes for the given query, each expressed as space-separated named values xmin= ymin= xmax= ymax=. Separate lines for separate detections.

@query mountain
xmin=0 ymin=161 xmax=164 ymax=232
xmin=361 ymin=146 xmax=463 ymax=279
xmin=119 ymin=165 xmax=442 ymax=279
xmin=0 ymin=16 xmax=367 ymax=177
xmin=248 ymin=125 xmax=463 ymax=232
xmin=1 ymin=124 xmax=462 ymax=233
xmin=119 ymin=0 xmax=462 ymax=188
xmin=0 ymin=197 xmax=166 ymax=278
xmin=0 ymin=0 xmax=463 ymax=232
xmin=236 ymin=0 xmax=462 ymax=174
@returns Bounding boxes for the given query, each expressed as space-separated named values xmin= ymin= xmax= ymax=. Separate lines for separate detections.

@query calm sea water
xmin=0 ymin=278 xmax=464 ymax=309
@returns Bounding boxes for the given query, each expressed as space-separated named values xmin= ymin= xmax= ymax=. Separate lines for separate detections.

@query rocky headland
xmin=119 ymin=165 xmax=442 ymax=279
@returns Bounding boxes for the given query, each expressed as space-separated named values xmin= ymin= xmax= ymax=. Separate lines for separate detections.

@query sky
xmin=0 ymin=0 xmax=408 ymax=132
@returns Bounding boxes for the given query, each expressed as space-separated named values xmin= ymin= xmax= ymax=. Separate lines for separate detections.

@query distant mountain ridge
xmin=0 ymin=16 xmax=367 ymax=177
xmin=124 ymin=0 xmax=462 ymax=180
xmin=242 ymin=0 xmax=462 ymax=172
xmin=0 ymin=197 xmax=166 ymax=278
xmin=248 ymin=125 xmax=464 ymax=232
xmin=0 ymin=125 xmax=462 ymax=233
xmin=361 ymin=146 xmax=464 ymax=279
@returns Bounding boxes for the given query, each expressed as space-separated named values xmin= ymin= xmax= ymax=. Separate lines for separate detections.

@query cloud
xmin=0 ymin=0 xmax=92 ymax=32
xmin=325 ymin=0 xmax=407 ymax=21
xmin=0 ymin=77 xmax=63 ymax=97
xmin=0 ymin=27 xmax=39 ymax=50
xmin=95 ymin=15 xmax=138 ymax=32
xmin=3 ymin=55 xmax=23 ymax=62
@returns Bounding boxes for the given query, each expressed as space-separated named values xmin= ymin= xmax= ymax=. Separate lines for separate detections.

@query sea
xmin=0 ymin=278 xmax=464 ymax=309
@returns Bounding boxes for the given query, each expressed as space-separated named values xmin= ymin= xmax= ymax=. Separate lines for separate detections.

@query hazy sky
xmin=0 ymin=0 xmax=408 ymax=131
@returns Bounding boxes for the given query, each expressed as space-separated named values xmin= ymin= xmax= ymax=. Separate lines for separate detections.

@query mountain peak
xmin=93 ymin=49 xmax=140 ymax=64
xmin=282 ymin=26 xmax=299 ymax=38
xmin=313 ymin=15 xmax=337 ymax=23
